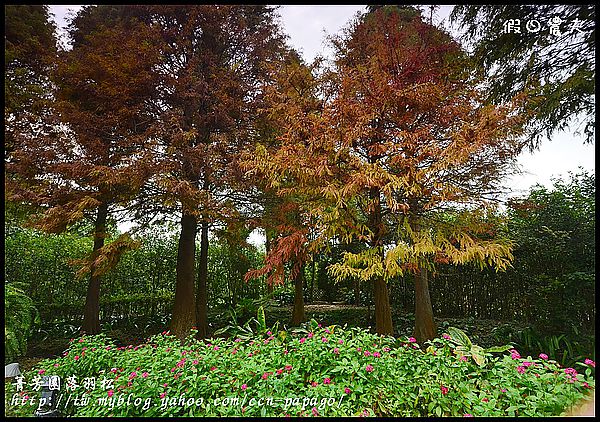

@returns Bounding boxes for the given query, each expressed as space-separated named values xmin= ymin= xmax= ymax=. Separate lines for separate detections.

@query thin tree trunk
xmin=310 ymin=257 xmax=316 ymax=303
xmin=369 ymin=186 xmax=394 ymax=336
xmin=82 ymin=202 xmax=109 ymax=335
xmin=291 ymin=264 xmax=306 ymax=325
xmin=354 ymin=278 xmax=360 ymax=306
xmin=196 ymin=220 xmax=209 ymax=338
xmin=265 ymin=228 xmax=273 ymax=295
xmin=170 ymin=212 xmax=197 ymax=339
xmin=411 ymin=215 xmax=437 ymax=343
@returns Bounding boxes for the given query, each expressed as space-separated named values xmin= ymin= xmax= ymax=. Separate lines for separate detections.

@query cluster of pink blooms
xmin=365 ymin=364 xmax=374 ymax=373
xmin=584 ymin=358 xmax=595 ymax=368
xmin=442 ymin=334 xmax=451 ymax=340
xmin=510 ymin=349 xmax=521 ymax=360
xmin=323 ymin=377 xmax=332 ymax=385
xmin=440 ymin=385 xmax=449 ymax=395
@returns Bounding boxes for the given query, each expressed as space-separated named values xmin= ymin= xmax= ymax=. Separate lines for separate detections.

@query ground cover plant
xmin=5 ymin=321 xmax=594 ymax=417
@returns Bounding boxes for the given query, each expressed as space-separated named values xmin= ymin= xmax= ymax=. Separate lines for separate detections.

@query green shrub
xmin=5 ymin=323 xmax=594 ymax=417
xmin=4 ymin=282 xmax=40 ymax=363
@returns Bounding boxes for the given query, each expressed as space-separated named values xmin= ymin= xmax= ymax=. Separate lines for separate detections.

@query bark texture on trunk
xmin=291 ymin=264 xmax=306 ymax=325
xmin=196 ymin=220 xmax=209 ymax=338
xmin=170 ymin=212 xmax=197 ymax=339
xmin=369 ymin=186 xmax=394 ymax=336
xmin=82 ymin=202 xmax=109 ymax=335
xmin=411 ymin=215 xmax=437 ymax=343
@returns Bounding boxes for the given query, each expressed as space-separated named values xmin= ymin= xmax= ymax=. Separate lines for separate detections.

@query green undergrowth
xmin=5 ymin=319 xmax=595 ymax=417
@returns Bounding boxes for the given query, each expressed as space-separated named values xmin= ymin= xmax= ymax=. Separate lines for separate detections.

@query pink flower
xmin=211 ymin=366 xmax=217 ymax=371
xmin=373 ymin=352 xmax=381 ymax=358
xmin=129 ymin=371 xmax=137 ymax=379
xmin=584 ymin=359 xmax=595 ymax=368
xmin=383 ymin=347 xmax=390 ymax=352
xmin=364 ymin=350 xmax=371 ymax=357
xmin=311 ymin=381 xmax=318 ymax=387
xmin=464 ymin=414 xmax=473 ymax=417
xmin=193 ymin=359 xmax=199 ymax=365
xmin=323 ymin=377 xmax=331 ymax=385
xmin=285 ymin=365 xmax=293 ymax=371
xmin=356 ymin=347 xmax=362 ymax=352
xmin=262 ymin=372 xmax=269 ymax=380
xmin=241 ymin=384 xmax=247 ymax=391
xmin=365 ymin=364 xmax=374 ymax=373
xmin=247 ymin=353 xmax=253 ymax=357
xmin=300 ymin=338 xmax=306 ymax=344
xmin=127 ymin=381 xmax=133 ymax=387
xmin=234 ymin=338 xmax=242 ymax=342
xmin=344 ymin=387 xmax=351 ymax=394
xmin=539 ymin=353 xmax=548 ymax=360
xmin=267 ymin=331 xmax=272 ymax=335
xmin=308 ymin=332 xmax=314 ymax=338
xmin=333 ymin=347 xmax=340 ymax=355
xmin=583 ymin=382 xmax=590 ymax=388
xmin=324 ymin=328 xmax=331 ymax=334
xmin=510 ymin=349 xmax=521 ymax=360
xmin=312 ymin=407 xmax=318 ymax=416
xmin=516 ymin=366 xmax=526 ymax=374
xmin=107 ymin=390 xmax=114 ymax=397
xmin=501 ymin=388 xmax=507 ymax=393
xmin=74 ymin=355 xmax=80 ymax=361
xmin=522 ymin=361 xmax=533 ymax=367
xmin=276 ymin=369 xmax=283 ymax=375
xmin=79 ymin=338 xmax=85 ymax=343
xmin=160 ymin=392 xmax=166 ymax=399
xmin=38 ymin=370 xmax=46 ymax=375
xmin=460 ymin=356 xmax=468 ymax=362
xmin=564 ymin=367 xmax=577 ymax=376
xmin=408 ymin=337 xmax=417 ymax=343
xmin=163 ymin=383 xmax=168 ymax=388
xmin=213 ymin=346 xmax=219 ymax=351
xmin=53 ymin=364 xmax=59 ymax=368
xmin=111 ymin=368 xmax=117 ymax=373
xmin=440 ymin=385 xmax=449 ymax=395
xmin=482 ymin=397 xmax=489 ymax=403
xmin=442 ymin=334 xmax=451 ymax=340
xmin=142 ymin=372 xmax=149 ymax=378
xmin=322 ymin=337 xmax=328 ymax=343
xmin=232 ymin=349 xmax=238 ymax=355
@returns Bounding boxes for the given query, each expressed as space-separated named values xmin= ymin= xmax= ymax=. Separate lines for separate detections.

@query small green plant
xmin=5 ymin=282 xmax=40 ymax=363
xmin=445 ymin=326 xmax=513 ymax=366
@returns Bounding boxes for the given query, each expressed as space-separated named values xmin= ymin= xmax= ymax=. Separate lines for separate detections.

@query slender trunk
xmin=82 ymin=202 xmax=108 ymax=335
xmin=170 ymin=212 xmax=197 ymax=339
xmin=196 ymin=220 xmax=209 ymax=338
xmin=310 ymin=257 xmax=316 ymax=303
xmin=291 ymin=264 xmax=306 ymax=325
xmin=265 ymin=228 xmax=273 ymax=295
xmin=354 ymin=278 xmax=360 ymax=306
xmin=369 ymin=187 xmax=394 ymax=336
xmin=411 ymin=215 xmax=437 ymax=343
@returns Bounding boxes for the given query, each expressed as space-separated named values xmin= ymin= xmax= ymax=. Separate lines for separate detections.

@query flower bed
xmin=4 ymin=322 xmax=595 ymax=417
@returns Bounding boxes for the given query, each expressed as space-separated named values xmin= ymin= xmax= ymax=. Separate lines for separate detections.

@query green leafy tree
xmin=450 ymin=5 xmax=595 ymax=145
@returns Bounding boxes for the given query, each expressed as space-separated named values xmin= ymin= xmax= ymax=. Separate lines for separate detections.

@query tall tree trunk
xmin=369 ymin=187 xmax=394 ymax=336
xmin=373 ymin=275 xmax=394 ymax=335
xmin=411 ymin=215 xmax=437 ymax=343
xmin=82 ymin=202 xmax=108 ymax=334
xmin=310 ymin=258 xmax=316 ymax=303
xmin=291 ymin=263 xmax=306 ymax=325
xmin=265 ymin=228 xmax=274 ymax=295
xmin=170 ymin=212 xmax=197 ymax=339
xmin=196 ymin=220 xmax=209 ymax=338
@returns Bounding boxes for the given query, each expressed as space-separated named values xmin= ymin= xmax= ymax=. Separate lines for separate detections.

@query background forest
xmin=4 ymin=4 xmax=595 ymax=417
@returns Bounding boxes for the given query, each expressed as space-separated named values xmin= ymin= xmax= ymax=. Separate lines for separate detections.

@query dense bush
xmin=4 ymin=282 xmax=39 ymax=363
xmin=5 ymin=323 xmax=594 ymax=417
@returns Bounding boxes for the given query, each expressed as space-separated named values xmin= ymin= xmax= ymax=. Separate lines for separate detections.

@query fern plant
xmin=5 ymin=282 xmax=40 ymax=363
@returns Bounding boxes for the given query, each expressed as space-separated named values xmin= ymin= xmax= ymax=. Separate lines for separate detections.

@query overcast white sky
xmin=48 ymin=5 xmax=594 ymax=235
